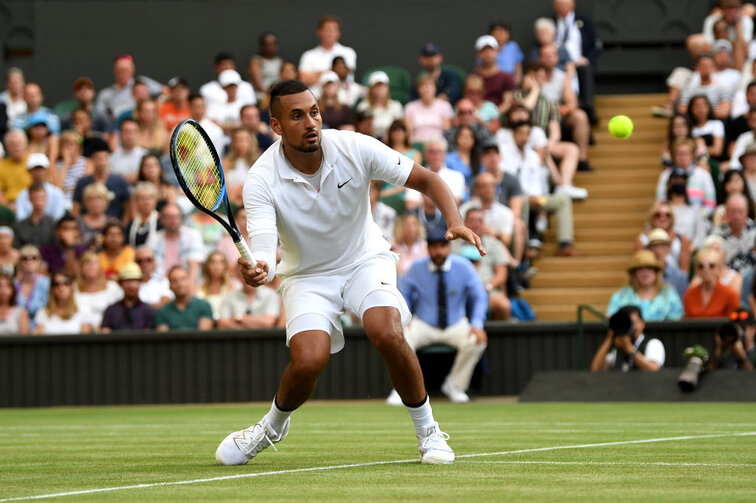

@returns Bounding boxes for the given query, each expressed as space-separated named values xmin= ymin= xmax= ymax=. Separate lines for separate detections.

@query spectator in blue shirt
xmin=392 ymin=228 xmax=488 ymax=404
xmin=490 ymin=21 xmax=524 ymax=83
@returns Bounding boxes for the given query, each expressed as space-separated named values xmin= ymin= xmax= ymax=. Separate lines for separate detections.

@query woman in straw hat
xmin=607 ymin=250 xmax=684 ymax=321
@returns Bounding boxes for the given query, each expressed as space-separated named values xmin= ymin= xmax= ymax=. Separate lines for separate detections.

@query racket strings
xmin=174 ymin=126 xmax=224 ymax=211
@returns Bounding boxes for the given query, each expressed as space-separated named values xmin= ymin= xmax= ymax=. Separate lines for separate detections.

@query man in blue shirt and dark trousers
xmin=388 ymin=227 xmax=489 ymax=404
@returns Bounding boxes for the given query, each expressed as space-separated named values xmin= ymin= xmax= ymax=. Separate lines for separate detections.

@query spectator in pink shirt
xmin=404 ymin=74 xmax=454 ymax=143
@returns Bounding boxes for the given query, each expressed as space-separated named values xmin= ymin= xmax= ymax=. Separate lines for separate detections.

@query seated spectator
xmin=39 ymin=213 xmax=87 ymax=276
xmin=72 ymin=139 xmax=130 ymax=220
xmin=460 ymin=172 xmax=515 ymax=257
xmin=98 ymin=222 xmax=134 ymax=281
xmin=461 ymin=74 xmax=501 ymax=134
xmin=13 ymin=183 xmax=56 ymax=250
xmin=34 ymin=271 xmax=93 ymax=335
xmin=58 ymin=77 xmax=111 ymax=136
xmin=370 ymin=180 xmax=397 ymax=245
xmin=394 ymin=212 xmax=427 ymax=277
xmin=689 ymin=95 xmax=725 ymax=160
xmin=686 ymin=0 xmax=751 ymax=69
xmin=655 ymin=139 xmax=716 ymax=217
xmin=297 ymin=15 xmax=357 ymax=87
xmin=15 ymin=244 xmax=49 ymax=330
xmin=330 ymin=56 xmax=365 ymax=108
xmin=678 ymin=55 xmax=732 ymax=121
xmin=661 ymin=113 xmax=708 ymax=170
xmin=418 ymin=194 xmax=447 ymax=240
xmin=444 ymin=125 xmax=479 ymax=189
xmin=740 ymin=141 xmax=756 ymax=195
xmin=110 ymin=79 xmax=152 ymax=133
xmin=94 ymin=54 xmax=163 ymax=124
xmin=217 ymin=206 xmax=251 ymax=276
xmin=53 ymin=131 xmax=88 ymax=210
xmin=2 ymin=68 xmax=26 ymax=125
xmin=608 ymin=250 xmax=684 ymax=320
xmin=109 ymin=118 xmax=147 ymax=184
xmin=391 ymin=228 xmax=488 ymax=404
xmin=684 ymin=247 xmax=740 ymax=317
xmin=404 ymin=74 xmax=454 ymax=144
xmin=137 ymin=153 xmax=176 ymax=213
xmin=636 ymin=200 xmax=692 ymax=273
xmin=26 ymin=113 xmax=59 ymax=166
xmin=0 ymin=272 xmax=28 ymax=335
xmin=0 ymin=129 xmax=31 ymax=209
xmin=124 ymin=182 xmax=162 ymax=248
xmin=14 ymin=154 xmax=65 ymax=222
xmin=528 ymin=18 xmax=572 ymax=70
xmin=356 ymin=72 xmax=404 ymax=140
xmin=317 ymin=71 xmax=355 ymax=130
xmin=489 ymin=21 xmax=523 ymax=82
xmin=708 ymin=309 xmax=756 ymax=369
xmin=186 ymin=207 xmax=226 ymax=257
xmin=207 ymin=70 xmax=254 ymax=139
xmin=406 ymin=138 xmax=466 ymax=206
xmin=248 ymin=32 xmax=283 ymax=103
xmin=645 ymin=228 xmax=689 ymax=300
xmin=500 ymin=121 xmax=580 ymax=256
xmin=727 ymin=79 xmax=756 ymax=141
xmin=147 ymin=203 xmax=203 ymax=287
xmin=156 ymin=265 xmax=214 ymax=331
xmin=217 ymin=280 xmax=280 ymax=329
xmin=443 ymin=98 xmax=493 ymax=151
xmin=0 ymin=227 xmax=18 ymax=275
xmin=200 ymin=51 xmax=256 ymax=107
xmin=70 ymin=107 xmax=108 ymax=158
xmin=77 ymin=183 xmax=110 ymax=246
xmin=100 ymin=262 xmax=156 ymax=332
xmin=474 ymin=35 xmax=515 ymax=113
xmin=196 ymin=251 xmax=235 ymax=321
xmin=452 ymin=206 xmax=511 ymax=320
xmin=134 ymin=99 xmax=168 ymax=155
xmin=380 ymin=119 xmax=423 ymax=212
xmin=12 ymin=83 xmax=60 ymax=134
xmin=710 ymin=193 xmax=756 ymax=273
xmin=666 ymin=180 xmax=708 ymax=250
xmin=410 ymin=43 xmax=462 ymax=105
xmin=134 ymin=245 xmax=173 ymax=308
xmin=239 ymin=104 xmax=274 ymax=152
xmin=188 ymin=93 xmax=225 ymax=154
xmin=691 ymin=236 xmax=743 ymax=298
xmin=159 ymin=77 xmax=190 ymax=132
xmin=713 ymin=169 xmax=755 ymax=228
xmin=75 ymin=251 xmax=123 ymax=328
xmin=222 ymin=127 xmax=259 ymax=206
xmin=590 ymin=306 xmax=665 ymax=372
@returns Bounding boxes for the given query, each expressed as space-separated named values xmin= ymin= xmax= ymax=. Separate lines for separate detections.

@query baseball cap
xmin=426 ymin=226 xmax=449 ymax=244
xmin=119 ymin=262 xmax=143 ymax=281
xmin=475 ymin=35 xmax=499 ymax=51
xmin=168 ymin=76 xmax=189 ymax=88
xmin=646 ymin=228 xmax=671 ymax=246
xmin=713 ymin=39 xmax=733 ymax=54
xmin=218 ymin=69 xmax=241 ymax=87
xmin=367 ymin=71 xmax=390 ymax=87
xmin=27 ymin=111 xmax=48 ymax=129
xmin=482 ymin=138 xmax=500 ymax=152
xmin=0 ymin=226 xmax=13 ymax=239
xmin=26 ymin=153 xmax=50 ymax=170
xmin=319 ymin=71 xmax=339 ymax=85
xmin=73 ymin=77 xmax=94 ymax=91
xmin=421 ymin=43 xmax=440 ymax=56
xmin=458 ymin=244 xmax=482 ymax=262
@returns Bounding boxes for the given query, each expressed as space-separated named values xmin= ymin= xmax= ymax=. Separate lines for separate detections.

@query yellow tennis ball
xmin=608 ymin=115 xmax=633 ymax=139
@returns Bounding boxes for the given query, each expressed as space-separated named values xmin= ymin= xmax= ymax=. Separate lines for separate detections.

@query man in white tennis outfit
xmin=215 ymin=80 xmax=485 ymax=466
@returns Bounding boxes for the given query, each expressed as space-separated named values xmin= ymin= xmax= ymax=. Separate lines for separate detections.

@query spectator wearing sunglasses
xmin=34 ymin=271 xmax=93 ymax=335
xmin=684 ymin=247 xmax=740 ymax=318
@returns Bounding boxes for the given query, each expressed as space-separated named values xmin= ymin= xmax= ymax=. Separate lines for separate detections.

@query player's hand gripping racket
xmin=169 ymin=119 xmax=253 ymax=263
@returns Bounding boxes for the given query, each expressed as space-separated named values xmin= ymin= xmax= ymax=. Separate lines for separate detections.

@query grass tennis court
xmin=1 ymin=400 xmax=755 ymax=502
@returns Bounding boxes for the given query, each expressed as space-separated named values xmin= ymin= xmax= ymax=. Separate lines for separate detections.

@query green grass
xmin=1 ymin=400 xmax=755 ymax=502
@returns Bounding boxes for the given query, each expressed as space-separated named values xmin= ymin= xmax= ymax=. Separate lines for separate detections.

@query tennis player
xmin=215 ymin=80 xmax=485 ymax=466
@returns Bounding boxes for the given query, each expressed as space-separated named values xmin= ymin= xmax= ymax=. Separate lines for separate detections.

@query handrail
xmin=576 ymin=304 xmax=607 ymax=369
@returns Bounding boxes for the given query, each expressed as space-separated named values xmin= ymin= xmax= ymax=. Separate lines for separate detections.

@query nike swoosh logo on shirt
xmin=337 ymin=178 xmax=352 ymax=189
xmin=380 ymin=281 xmax=390 ymax=285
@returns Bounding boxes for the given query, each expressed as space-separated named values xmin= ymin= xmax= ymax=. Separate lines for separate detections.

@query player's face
xmin=271 ymin=91 xmax=322 ymax=153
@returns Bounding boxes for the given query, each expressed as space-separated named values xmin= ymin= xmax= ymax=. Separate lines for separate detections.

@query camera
xmin=678 ymin=344 xmax=710 ymax=393
xmin=609 ymin=311 xmax=633 ymax=339
xmin=718 ymin=322 xmax=743 ymax=347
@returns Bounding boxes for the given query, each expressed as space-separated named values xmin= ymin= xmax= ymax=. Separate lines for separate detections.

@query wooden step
xmin=530 ymin=270 xmax=627 ymax=288
xmin=572 ymin=212 xmax=648 ymax=226
xmin=531 ymin=255 xmax=632 ymax=273
xmin=594 ymin=129 xmax=667 ymax=142
xmin=521 ymin=287 xmax=614 ymax=305
xmin=595 ymin=94 xmax=667 ymax=105
xmin=545 ymin=226 xmax=641 ymax=241
xmin=589 ymin=143 xmax=665 ymax=156
xmin=583 ymin=183 xmax=657 ymax=197
xmin=572 ymin=198 xmax=656 ymax=214
xmin=575 ymin=169 xmax=662 ymax=183
xmin=541 ymin=240 xmax=635 ymax=256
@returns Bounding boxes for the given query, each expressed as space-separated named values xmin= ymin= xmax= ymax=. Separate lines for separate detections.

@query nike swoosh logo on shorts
xmin=337 ymin=178 xmax=352 ymax=189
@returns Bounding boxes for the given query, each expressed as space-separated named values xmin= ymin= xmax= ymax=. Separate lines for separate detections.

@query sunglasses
xmin=52 ymin=279 xmax=72 ymax=287
xmin=20 ymin=255 xmax=38 ymax=261
xmin=696 ymin=262 xmax=717 ymax=270
xmin=135 ymin=257 xmax=153 ymax=264
xmin=457 ymin=109 xmax=474 ymax=114
xmin=653 ymin=212 xmax=672 ymax=218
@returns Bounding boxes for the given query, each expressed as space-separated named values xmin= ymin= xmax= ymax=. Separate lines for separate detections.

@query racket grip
xmin=234 ymin=238 xmax=254 ymax=263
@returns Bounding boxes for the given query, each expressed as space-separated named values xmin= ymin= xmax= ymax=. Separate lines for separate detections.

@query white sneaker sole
xmin=421 ymin=451 xmax=455 ymax=464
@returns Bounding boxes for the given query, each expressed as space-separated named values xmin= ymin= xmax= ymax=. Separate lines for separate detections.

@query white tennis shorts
xmin=279 ymin=252 xmax=411 ymax=353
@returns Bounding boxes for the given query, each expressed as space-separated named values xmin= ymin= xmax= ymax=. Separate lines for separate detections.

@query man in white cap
xmin=207 ymin=69 xmax=254 ymax=137
xmin=298 ymin=15 xmax=357 ymax=86
xmin=474 ymin=35 xmax=516 ymax=112
xmin=200 ymin=51 xmax=256 ymax=106
xmin=14 ymin=153 xmax=65 ymax=221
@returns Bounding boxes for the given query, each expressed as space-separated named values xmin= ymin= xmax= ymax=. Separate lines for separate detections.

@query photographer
xmin=708 ymin=309 xmax=756 ymax=370
xmin=591 ymin=305 xmax=666 ymax=372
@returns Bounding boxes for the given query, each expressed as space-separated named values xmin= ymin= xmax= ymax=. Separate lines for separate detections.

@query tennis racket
xmin=169 ymin=119 xmax=253 ymax=262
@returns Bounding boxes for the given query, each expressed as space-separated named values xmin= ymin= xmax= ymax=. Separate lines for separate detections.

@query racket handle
xmin=234 ymin=237 xmax=254 ymax=263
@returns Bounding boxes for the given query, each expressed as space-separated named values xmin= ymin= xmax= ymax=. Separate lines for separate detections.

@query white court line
xmin=471 ymin=461 xmax=756 ymax=468
xmin=1 ymin=431 xmax=754 ymax=502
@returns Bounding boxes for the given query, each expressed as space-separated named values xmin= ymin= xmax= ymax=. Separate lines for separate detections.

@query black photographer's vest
xmin=611 ymin=335 xmax=651 ymax=372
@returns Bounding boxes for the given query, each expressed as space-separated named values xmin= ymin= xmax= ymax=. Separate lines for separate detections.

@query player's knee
xmin=291 ymin=351 xmax=330 ymax=378
xmin=369 ymin=324 xmax=406 ymax=353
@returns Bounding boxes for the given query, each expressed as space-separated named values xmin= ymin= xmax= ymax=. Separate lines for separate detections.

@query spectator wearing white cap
xmin=207 ymin=69 xmax=255 ymax=139
xmin=474 ymin=35 xmax=516 ymax=114
xmin=356 ymin=71 xmax=404 ymax=140
xmin=645 ymin=228 xmax=689 ymax=300
xmin=14 ymin=153 xmax=65 ymax=221
xmin=0 ymin=226 xmax=18 ymax=275
xmin=199 ymin=51 xmax=256 ymax=107
xmin=298 ymin=15 xmax=357 ymax=86
xmin=0 ymin=129 xmax=31 ymax=209
xmin=317 ymin=71 xmax=355 ymax=130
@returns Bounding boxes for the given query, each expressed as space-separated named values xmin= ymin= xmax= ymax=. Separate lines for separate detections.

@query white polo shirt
xmin=243 ymin=129 xmax=414 ymax=278
xmin=298 ymin=43 xmax=357 ymax=75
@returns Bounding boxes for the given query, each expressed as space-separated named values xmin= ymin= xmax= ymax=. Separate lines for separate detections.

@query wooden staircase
xmin=520 ymin=93 xmax=667 ymax=321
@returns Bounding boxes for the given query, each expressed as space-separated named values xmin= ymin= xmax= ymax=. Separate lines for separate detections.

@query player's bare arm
xmin=404 ymin=164 xmax=486 ymax=256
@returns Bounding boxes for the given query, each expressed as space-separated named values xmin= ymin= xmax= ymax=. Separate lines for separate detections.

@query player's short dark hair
xmin=214 ymin=51 xmax=235 ymax=65
xmin=617 ymin=304 xmax=643 ymax=321
xmin=269 ymin=80 xmax=311 ymax=118
xmin=489 ymin=20 xmax=510 ymax=32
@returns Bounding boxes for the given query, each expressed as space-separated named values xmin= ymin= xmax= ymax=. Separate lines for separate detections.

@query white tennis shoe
xmin=215 ymin=417 xmax=290 ymax=465
xmin=417 ymin=422 xmax=455 ymax=464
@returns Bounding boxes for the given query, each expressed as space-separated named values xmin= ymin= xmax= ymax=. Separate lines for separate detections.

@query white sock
xmin=405 ymin=395 xmax=435 ymax=433
xmin=264 ymin=397 xmax=293 ymax=435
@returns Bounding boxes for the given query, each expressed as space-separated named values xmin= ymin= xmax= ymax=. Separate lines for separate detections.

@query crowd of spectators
xmin=0 ymin=1 xmax=606 ymax=336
